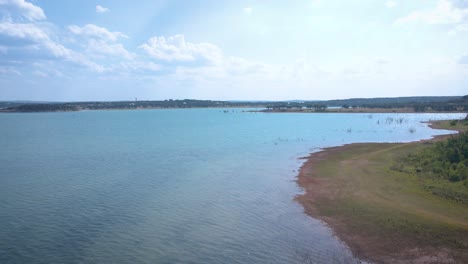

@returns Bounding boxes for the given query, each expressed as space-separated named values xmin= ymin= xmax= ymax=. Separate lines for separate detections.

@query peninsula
xmin=296 ymin=119 xmax=468 ymax=263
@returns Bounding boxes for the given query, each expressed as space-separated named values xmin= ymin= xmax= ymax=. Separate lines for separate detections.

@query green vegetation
xmin=391 ymin=123 xmax=468 ymax=204
xmin=431 ymin=119 xmax=468 ymax=131
xmin=3 ymin=103 xmax=81 ymax=112
xmin=0 ymin=99 xmax=266 ymax=112
xmin=1 ymin=95 xmax=466 ymax=113
xmin=405 ymin=132 xmax=468 ymax=183
xmin=264 ymin=95 xmax=468 ymax=113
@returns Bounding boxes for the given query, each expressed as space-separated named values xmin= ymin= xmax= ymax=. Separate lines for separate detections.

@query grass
xmin=430 ymin=119 xmax=468 ymax=131
xmin=297 ymin=121 xmax=468 ymax=263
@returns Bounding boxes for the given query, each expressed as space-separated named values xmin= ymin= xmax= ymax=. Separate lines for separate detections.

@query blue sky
xmin=0 ymin=0 xmax=467 ymax=101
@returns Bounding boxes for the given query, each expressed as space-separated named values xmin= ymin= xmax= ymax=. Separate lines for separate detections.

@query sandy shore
xmin=295 ymin=120 xmax=468 ymax=263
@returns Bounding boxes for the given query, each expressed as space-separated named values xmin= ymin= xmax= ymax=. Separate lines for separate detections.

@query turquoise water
xmin=0 ymin=109 xmax=465 ymax=264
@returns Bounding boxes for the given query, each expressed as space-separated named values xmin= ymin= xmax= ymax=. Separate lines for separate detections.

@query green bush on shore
xmin=408 ymin=132 xmax=468 ymax=182
xmin=394 ymin=132 xmax=468 ymax=204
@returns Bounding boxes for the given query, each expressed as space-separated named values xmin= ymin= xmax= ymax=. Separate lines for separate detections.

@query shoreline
xmin=0 ymin=106 xmax=261 ymax=113
xmin=1 ymin=106 xmax=465 ymax=114
xmin=295 ymin=119 xmax=468 ymax=263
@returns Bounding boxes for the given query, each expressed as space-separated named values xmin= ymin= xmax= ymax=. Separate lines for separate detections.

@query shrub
xmin=394 ymin=132 xmax=468 ymax=202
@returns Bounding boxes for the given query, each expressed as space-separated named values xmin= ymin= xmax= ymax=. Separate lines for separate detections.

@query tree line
xmin=1 ymin=96 xmax=466 ymax=112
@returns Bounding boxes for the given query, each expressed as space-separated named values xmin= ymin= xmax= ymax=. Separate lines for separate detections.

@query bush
xmin=449 ymin=174 xmax=461 ymax=182
xmin=394 ymin=132 xmax=468 ymax=202
xmin=402 ymin=133 xmax=468 ymax=182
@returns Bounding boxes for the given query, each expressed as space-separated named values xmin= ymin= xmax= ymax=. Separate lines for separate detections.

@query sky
xmin=0 ymin=0 xmax=467 ymax=101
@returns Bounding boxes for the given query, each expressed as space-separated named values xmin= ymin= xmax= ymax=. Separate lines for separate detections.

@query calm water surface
xmin=0 ymin=109 xmax=465 ymax=264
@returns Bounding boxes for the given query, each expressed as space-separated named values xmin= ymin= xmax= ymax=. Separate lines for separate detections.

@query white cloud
xmin=0 ymin=0 xmax=46 ymax=21
xmin=0 ymin=22 xmax=73 ymax=58
xmin=140 ymin=34 xmax=222 ymax=63
xmin=33 ymin=70 xmax=48 ymax=77
xmin=138 ymin=36 xmax=328 ymax=89
xmin=96 ymin=5 xmax=109 ymax=13
xmin=120 ymin=61 xmax=161 ymax=72
xmin=396 ymin=0 xmax=468 ymax=24
xmin=87 ymin=39 xmax=134 ymax=59
xmin=0 ymin=66 xmax=20 ymax=75
xmin=0 ymin=22 xmax=48 ymax=41
xmin=452 ymin=0 xmax=468 ymax=8
xmin=69 ymin=24 xmax=127 ymax=42
xmin=31 ymin=63 xmax=64 ymax=78
xmin=459 ymin=54 xmax=468 ymax=64
xmin=0 ymin=2 xmax=134 ymax=74
xmin=69 ymin=24 xmax=133 ymax=60
xmin=0 ymin=22 xmax=104 ymax=72
xmin=0 ymin=3 xmax=107 ymax=73
xmin=243 ymin=7 xmax=253 ymax=14
xmin=448 ymin=22 xmax=468 ymax=34
xmin=385 ymin=1 xmax=397 ymax=8
xmin=374 ymin=57 xmax=391 ymax=64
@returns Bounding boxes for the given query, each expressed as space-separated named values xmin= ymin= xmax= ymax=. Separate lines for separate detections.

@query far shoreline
xmin=251 ymin=108 xmax=467 ymax=114
xmin=1 ymin=107 xmax=466 ymax=114
xmin=0 ymin=106 xmax=261 ymax=113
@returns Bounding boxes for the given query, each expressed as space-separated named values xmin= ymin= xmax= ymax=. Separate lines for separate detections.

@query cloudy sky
xmin=0 ymin=0 xmax=467 ymax=101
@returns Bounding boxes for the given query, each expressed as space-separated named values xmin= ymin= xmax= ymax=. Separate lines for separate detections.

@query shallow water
xmin=0 ymin=109 xmax=464 ymax=263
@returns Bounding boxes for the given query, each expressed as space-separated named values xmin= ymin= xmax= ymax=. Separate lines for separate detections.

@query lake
xmin=0 ymin=109 xmax=465 ymax=263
